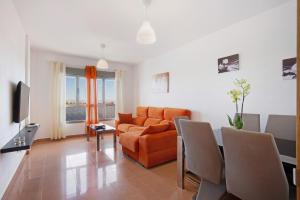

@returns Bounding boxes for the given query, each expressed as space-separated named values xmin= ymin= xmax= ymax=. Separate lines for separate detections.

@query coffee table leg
xmin=86 ymin=126 xmax=90 ymax=141
xmin=97 ymin=132 xmax=100 ymax=151
xmin=113 ymin=131 xmax=117 ymax=148
xmin=101 ymin=132 xmax=104 ymax=140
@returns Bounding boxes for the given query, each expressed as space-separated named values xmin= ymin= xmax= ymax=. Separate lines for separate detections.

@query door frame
xmin=297 ymin=0 xmax=300 ymax=199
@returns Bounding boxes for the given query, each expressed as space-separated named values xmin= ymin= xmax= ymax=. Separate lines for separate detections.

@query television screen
xmin=13 ymin=81 xmax=30 ymax=123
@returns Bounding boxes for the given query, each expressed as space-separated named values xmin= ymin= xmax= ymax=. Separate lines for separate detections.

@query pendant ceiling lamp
xmin=97 ymin=44 xmax=109 ymax=69
xmin=136 ymin=0 xmax=156 ymax=45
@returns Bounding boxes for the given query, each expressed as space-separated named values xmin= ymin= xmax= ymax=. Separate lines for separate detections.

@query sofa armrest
xmin=139 ymin=130 xmax=177 ymax=153
xmin=115 ymin=120 xmax=120 ymax=129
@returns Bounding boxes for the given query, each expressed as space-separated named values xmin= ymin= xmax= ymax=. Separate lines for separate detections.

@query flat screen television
xmin=13 ymin=81 xmax=30 ymax=123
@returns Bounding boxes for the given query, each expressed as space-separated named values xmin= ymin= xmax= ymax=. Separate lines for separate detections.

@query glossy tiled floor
xmin=3 ymin=134 xmax=197 ymax=200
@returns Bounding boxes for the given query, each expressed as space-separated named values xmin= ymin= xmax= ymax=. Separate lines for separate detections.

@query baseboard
xmin=32 ymin=133 xmax=112 ymax=144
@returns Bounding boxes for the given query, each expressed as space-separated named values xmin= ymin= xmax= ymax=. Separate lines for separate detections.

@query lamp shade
xmin=97 ymin=58 xmax=109 ymax=69
xmin=136 ymin=21 xmax=156 ymax=45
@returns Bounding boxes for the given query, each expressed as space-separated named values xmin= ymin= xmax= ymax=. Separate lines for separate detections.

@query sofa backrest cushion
xmin=118 ymin=113 xmax=133 ymax=124
xmin=133 ymin=117 xmax=147 ymax=126
xmin=144 ymin=118 xmax=162 ymax=127
xmin=141 ymin=123 xmax=170 ymax=135
xmin=148 ymin=107 xmax=164 ymax=119
xmin=136 ymin=106 xmax=148 ymax=117
xmin=164 ymin=108 xmax=191 ymax=121
xmin=160 ymin=120 xmax=176 ymax=130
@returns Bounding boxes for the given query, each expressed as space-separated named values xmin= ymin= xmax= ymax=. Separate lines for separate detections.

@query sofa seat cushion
xmin=119 ymin=131 xmax=143 ymax=152
xmin=144 ymin=118 xmax=162 ymax=127
xmin=118 ymin=124 xmax=136 ymax=132
xmin=140 ymin=130 xmax=177 ymax=153
xmin=128 ymin=126 xmax=147 ymax=132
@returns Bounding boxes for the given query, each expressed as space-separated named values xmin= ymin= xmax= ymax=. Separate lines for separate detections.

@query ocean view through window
xmin=66 ymin=68 xmax=115 ymax=123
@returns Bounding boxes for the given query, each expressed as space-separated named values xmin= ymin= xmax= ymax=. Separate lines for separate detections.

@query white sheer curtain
xmin=115 ymin=69 xmax=124 ymax=118
xmin=52 ymin=62 xmax=66 ymax=140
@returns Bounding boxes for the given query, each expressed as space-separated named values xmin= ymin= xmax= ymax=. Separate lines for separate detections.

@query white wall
xmin=30 ymin=49 xmax=135 ymax=139
xmin=135 ymin=0 xmax=297 ymax=131
xmin=0 ymin=0 xmax=27 ymax=198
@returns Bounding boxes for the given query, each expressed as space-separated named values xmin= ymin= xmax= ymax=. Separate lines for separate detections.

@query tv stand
xmin=1 ymin=126 xmax=39 ymax=153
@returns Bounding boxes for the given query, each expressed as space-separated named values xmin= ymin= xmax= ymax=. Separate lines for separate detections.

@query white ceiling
xmin=13 ymin=0 xmax=289 ymax=64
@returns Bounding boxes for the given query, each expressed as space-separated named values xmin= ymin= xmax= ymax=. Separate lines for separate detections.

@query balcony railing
xmin=66 ymin=102 xmax=115 ymax=122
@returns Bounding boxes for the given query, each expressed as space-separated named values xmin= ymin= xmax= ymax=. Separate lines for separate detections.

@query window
xmin=66 ymin=76 xmax=76 ymax=104
xmin=66 ymin=75 xmax=87 ymax=122
xmin=104 ymin=79 xmax=115 ymax=119
xmin=97 ymin=78 xmax=116 ymax=120
xmin=78 ymin=77 xmax=86 ymax=104
xmin=65 ymin=68 xmax=115 ymax=123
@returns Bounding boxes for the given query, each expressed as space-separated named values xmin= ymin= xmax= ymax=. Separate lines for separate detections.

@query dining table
xmin=177 ymin=129 xmax=296 ymax=189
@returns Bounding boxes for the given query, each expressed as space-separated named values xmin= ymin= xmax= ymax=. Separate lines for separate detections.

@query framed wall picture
xmin=282 ymin=57 xmax=296 ymax=80
xmin=218 ymin=54 xmax=239 ymax=73
xmin=152 ymin=72 xmax=169 ymax=93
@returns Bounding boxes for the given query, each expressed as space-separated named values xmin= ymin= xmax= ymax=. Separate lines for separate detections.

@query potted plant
xmin=227 ymin=79 xmax=251 ymax=129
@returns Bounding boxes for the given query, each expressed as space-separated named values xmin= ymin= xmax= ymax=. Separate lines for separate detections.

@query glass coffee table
xmin=86 ymin=123 xmax=116 ymax=151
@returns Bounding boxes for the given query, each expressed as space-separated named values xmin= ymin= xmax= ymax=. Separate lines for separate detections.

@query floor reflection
xmin=64 ymin=151 xmax=117 ymax=198
xmin=65 ymin=152 xmax=88 ymax=198
xmin=104 ymin=147 xmax=116 ymax=161
xmin=66 ymin=168 xmax=77 ymax=198
xmin=79 ymin=167 xmax=87 ymax=195
xmin=98 ymin=164 xmax=117 ymax=189
xmin=66 ymin=152 xmax=87 ymax=168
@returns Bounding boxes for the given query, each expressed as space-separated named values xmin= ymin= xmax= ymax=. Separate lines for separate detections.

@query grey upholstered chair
xmin=180 ymin=120 xmax=226 ymax=200
xmin=265 ymin=114 xmax=296 ymax=141
xmin=174 ymin=116 xmax=189 ymax=136
xmin=221 ymin=127 xmax=289 ymax=200
xmin=234 ymin=113 xmax=260 ymax=132
xmin=174 ymin=116 xmax=190 ymax=189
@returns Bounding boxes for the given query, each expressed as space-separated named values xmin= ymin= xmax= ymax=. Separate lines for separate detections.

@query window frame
xmin=65 ymin=70 xmax=116 ymax=124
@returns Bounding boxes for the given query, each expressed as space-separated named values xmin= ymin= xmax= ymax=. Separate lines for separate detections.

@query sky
xmin=66 ymin=76 xmax=115 ymax=103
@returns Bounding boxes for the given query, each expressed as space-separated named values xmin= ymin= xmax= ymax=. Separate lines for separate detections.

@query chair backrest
xmin=221 ymin=127 xmax=289 ymax=200
xmin=234 ymin=113 xmax=260 ymax=132
xmin=180 ymin=120 xmax=223 ymax=184
xmin=174 ymin=116 xmax=189 ymax=136
xmin=265 ymin=114 xmax=296 ymax=141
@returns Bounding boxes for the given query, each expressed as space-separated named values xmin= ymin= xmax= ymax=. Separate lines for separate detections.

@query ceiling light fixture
xmin=97 ymin=44 xmax=109 ymax=69
xmin=136 ymin=0 xmax=156 ymax=45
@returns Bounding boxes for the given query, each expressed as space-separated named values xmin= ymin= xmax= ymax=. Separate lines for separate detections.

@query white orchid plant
xmin=227 ymin=79 xmax=251 ymax=129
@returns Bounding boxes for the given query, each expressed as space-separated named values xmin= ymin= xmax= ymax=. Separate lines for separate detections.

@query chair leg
xmin=192 ymin=192 xmax=198 ymax=200
xmin=177 ymin=136 xmax=185 ymax=189
xmin=196 ymin=180 xmax=226 ymax=200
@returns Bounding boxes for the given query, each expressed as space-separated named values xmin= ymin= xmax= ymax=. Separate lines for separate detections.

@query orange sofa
xmin=116 ymin=106 xmax=191 ymax=168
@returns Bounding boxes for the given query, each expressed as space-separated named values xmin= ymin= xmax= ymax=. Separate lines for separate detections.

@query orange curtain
xmin=85 ymin=66 xmax=99 ymax=135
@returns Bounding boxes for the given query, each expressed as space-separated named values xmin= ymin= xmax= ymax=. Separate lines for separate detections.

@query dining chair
xmin=174 ymin=116 xmax=190 ymax=189
xmin=265 ymin=114 xmax=296 ymax=141
xmin=174 ymin=116 xmax=189 ymax=136
xmin=234 ymin=113 xmax=260 ymax=132
xmin=221 ymin=127 xmax=289 ymax=200
xmin=180 ymin=120 xmax=226 ymax=200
